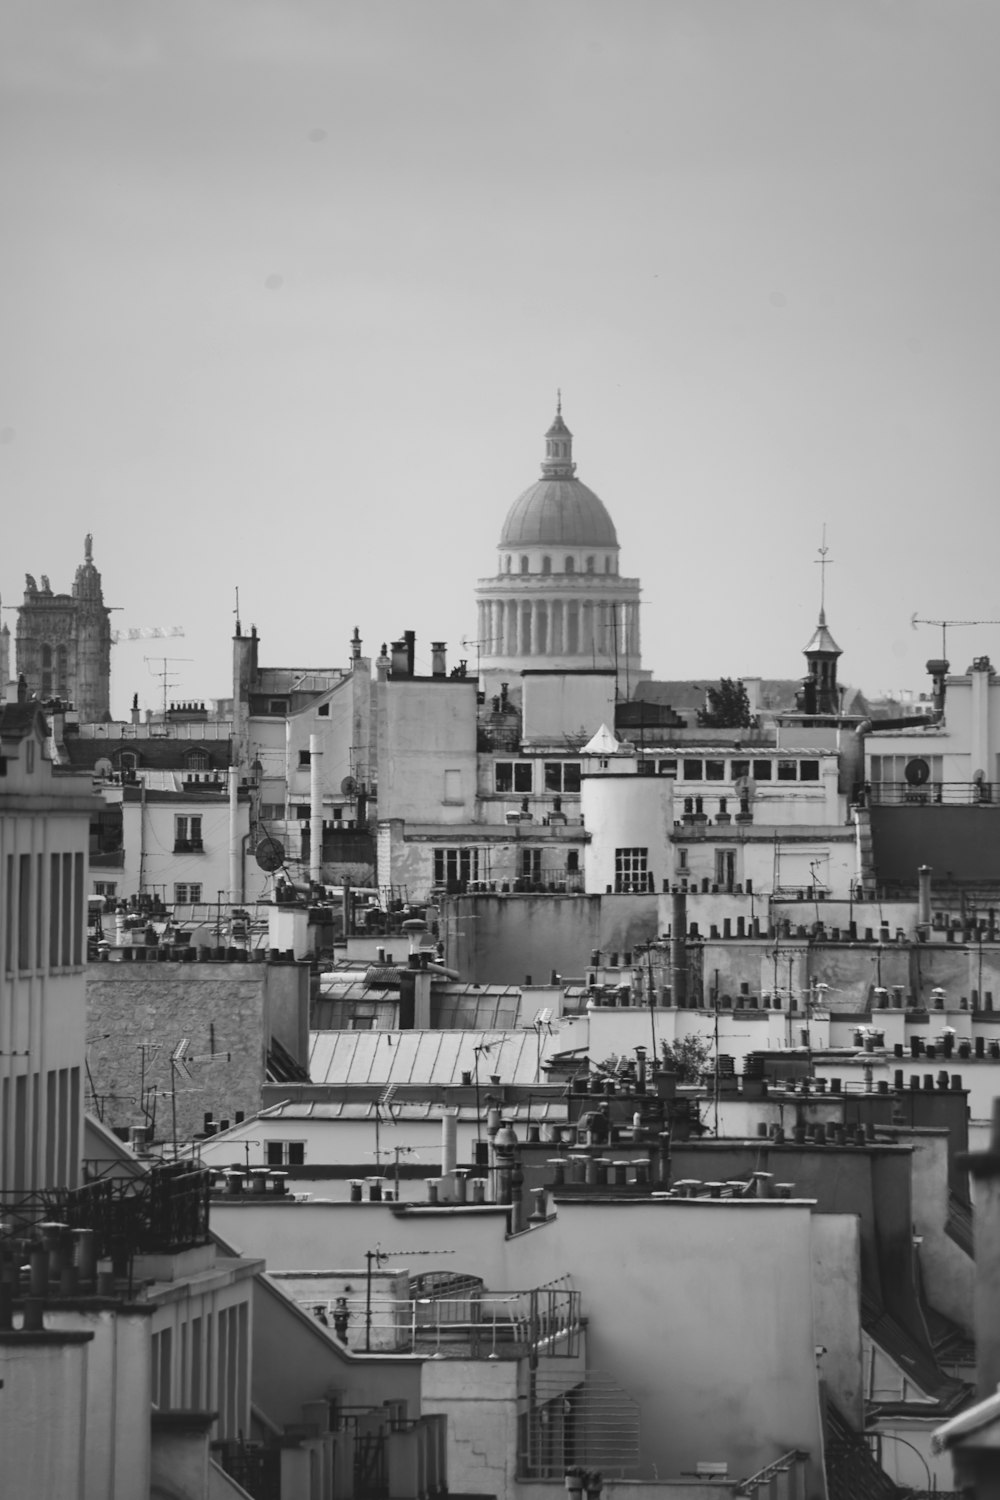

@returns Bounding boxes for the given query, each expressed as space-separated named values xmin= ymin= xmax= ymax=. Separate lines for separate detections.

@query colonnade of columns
xmin=477 ymin=596 xmax=640 ymax=661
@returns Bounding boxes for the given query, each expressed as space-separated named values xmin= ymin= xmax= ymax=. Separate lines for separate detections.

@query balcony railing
xmin=867 ymin=781 xmax=996 ymax=806
xmin=0 ymin=1161 xmax=211 ymax=1261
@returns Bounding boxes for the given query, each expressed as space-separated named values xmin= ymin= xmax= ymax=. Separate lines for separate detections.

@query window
xmin=174 ymin=883 xmax=203 ymax=904
xmin=443 ymin=769 xmax=462 ymax=803
xmin=317 ymin=703 xmax=329 ymax=717
xmin=799 ymin=760 xmax=820 ymax=781
xmin=505 ymin=555 xmax=512 ymax=573
xmin=41 ymin=644 xmax=52 ymax=698
xmin=265 ymin=1140 xmax=305 ymax=1166
xmin=174 ymin=815 xmax=203 ymax=851
xmin=731 ymin=760 xmax=750 ymax=781
xmin=520 ymin=556 xmax=529 ymax=574
xmin=565 ymin=557 xmax=575 ymax=574
xmin=25 ymin=740 xmax=35 ymax=773
xmin=586 ymin=556 xmax=595 ymax=574
xmin=605 ymin=557 xmax=612 ymax=574
xmin=752 ymin=760 xmax=773 ymax=780
xmin=683 ymin=760 xmax=703 ymax=780
xmin=185 ymin=750 xmax=209 ymax=772
xmin=520 ymin=848 xmax=542 ymax=881
xmin=657 ymin=759 xmax=678 ymax=777
xmin=94 ymin=882 xmax=117 ymax=897
xmin=566 ymin=850 xmax=579 ymax=872
xmin=677 ymin=848 xmax=689 ymax=871
xmin=705 ymin=760 xmax=725 ymax=780
xmin=298 ymin=750 xmax=311 ymax=767
xmin=433 ymin=848 xmax=481 ymax=892
xmin=542 ymin=556 xmax=552 ymax=574
xmin=117 ymin=750 xmax=138 ymax=773
xmin=268 ymin=700 xmax=287 ymax=714
xmin=777 ymin=760 xmax=797 ymax=781
xmin=260 ymin=802 xmax=284 ymax=821
xmin=615 ymin=847 xmax=649 ymax=893
xmin=543 ymin=762 xmax=581 ymax=794
xmin=715 ymin=849 xmax=736 ymax=889
xmin=494 ymin=761 xmax=532 ymax=793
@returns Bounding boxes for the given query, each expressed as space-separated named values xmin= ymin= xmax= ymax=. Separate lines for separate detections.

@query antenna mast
xmin=911 ymin=615 xmax=1000 ymax=659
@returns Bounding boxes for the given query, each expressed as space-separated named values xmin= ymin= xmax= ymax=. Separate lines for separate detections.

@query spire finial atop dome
xmin=542 ymin=398 xmax=575 ymax=477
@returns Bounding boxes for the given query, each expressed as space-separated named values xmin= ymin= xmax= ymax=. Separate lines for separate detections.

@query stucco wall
xmin=213 ymin=1197 xmax=827 ymax=1491
xmin=0 ymin=1336 xmax=91 ymax=1499
xmin=421 ymin=1356 xmax=522 ymax=1496
xmin=810 ymin=1214 xmax=864 ymax=1426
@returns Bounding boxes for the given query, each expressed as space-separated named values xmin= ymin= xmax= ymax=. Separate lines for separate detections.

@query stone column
xmin=507 ymin=599 xmax=518 ymax=657
xmin=530 ymin=601 xmax=540 ymax=657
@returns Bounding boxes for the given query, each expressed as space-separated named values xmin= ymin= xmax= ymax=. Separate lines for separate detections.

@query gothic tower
xmin=16 ymin=535 xmax=112 ymax=722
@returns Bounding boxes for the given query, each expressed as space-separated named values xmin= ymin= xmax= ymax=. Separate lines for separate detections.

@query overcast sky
xmin=3 ymin=0 xmax=999 ymax=717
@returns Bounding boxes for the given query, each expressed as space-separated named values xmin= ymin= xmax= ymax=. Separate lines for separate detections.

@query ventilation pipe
xmin=918 ymin=865 xmax=932 ymax=933
xmin=671 ymin=890 xmax=688 ymax=1008
xmin=309 ymin=733 xmax=323 ymax=886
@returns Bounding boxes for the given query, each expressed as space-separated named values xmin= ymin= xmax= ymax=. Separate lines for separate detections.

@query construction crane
xmin=911 ymin=614 xmax=1000 ymax=660
xmin=111 ymin=625 xmax=185 ymax=644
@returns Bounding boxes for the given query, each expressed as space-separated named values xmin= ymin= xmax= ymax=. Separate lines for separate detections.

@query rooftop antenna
xmin=144 ymin=655 xmax=193 ymax=716
xmin=234 ymin=586 xmax=241 ymax=636
xmin=814 ymin=525 xmax=833 ymax=618
xmin=910 ymin=614 xmax=1000 ymax=659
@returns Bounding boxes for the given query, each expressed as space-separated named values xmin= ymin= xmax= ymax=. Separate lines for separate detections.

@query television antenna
xmin=911 ymin=614 xmax=1000 ymax=660
xmin=460 ymin=635 xmax=484 ymax=680
xmin=145 ymin=655 xmax=193 ymax=716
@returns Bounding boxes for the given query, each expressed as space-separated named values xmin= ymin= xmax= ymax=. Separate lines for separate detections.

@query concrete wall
xmin=86 ymin=958 xmax=309 ymax=1143
xmin=810 ymin=1214 xmax=864 ymax=1427
xmin=521 ymin=671 xmax=617 ymax=745
xmin=421 ymin=1356 xmax=522 ymax=1496
xmin=380 ymin=679 xmax=478 ymax=824
xmin=902 ymin=1128 xmax=975 ymax=1335
xmin=0 ymin=1334 xmax=92 ymax=1499
xmin=251 ymin=1269 xmax=422 ymax=1430
xmin=442 ymin=892 xmax=664 ymax=985
xmin=212 ymin=1197 xmax=827 ymax=1491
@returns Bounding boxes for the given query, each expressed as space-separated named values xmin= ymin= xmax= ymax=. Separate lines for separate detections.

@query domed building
xmin=475 ymin=403 xmax=642 ymax=691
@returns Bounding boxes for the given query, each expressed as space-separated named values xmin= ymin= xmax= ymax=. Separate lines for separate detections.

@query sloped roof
xmin=308 ymin=1029 xmax=542 ymax=1087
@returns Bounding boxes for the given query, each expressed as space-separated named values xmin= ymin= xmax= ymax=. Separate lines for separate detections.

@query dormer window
xmin=116 ymin=750 xmax=139 ymax=773
xmin=185 ymin=749 xmax=209 ymax=772
xmin=541 ymin=556 xmax=552 ymax=575
xmin=565 ymin=557 xmax=575 ymax=574
xmin=520 ymin=555 xmax=529 ymax=574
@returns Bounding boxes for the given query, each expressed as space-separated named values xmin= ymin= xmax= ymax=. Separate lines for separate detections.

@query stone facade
xmin=85 ymin=958 xmax=309 ymax=1144
xmin=16 ymin=535 xmax=112 ymax=722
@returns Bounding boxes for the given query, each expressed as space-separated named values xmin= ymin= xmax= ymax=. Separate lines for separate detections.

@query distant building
xmin=15 ymin=535 xmax=112 ymax=722
xmin=475 ymin=402 xmax=643 ymax=696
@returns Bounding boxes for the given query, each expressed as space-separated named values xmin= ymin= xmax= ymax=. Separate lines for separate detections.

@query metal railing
xmin=0 ymin=1161 xmax=211 ymax=1260
xmin=868 ymin=780 xmax=996 ymax=806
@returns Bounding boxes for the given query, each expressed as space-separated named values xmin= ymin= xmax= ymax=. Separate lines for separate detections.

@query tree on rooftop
xmin=660 ymin=1035 xmax=712 ymax=1083
xmin=697 ymin=677 xmax=752 ymax=729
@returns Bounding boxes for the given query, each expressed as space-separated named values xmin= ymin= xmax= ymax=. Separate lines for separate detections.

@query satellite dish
xmin=734 ymin=775 xmax=757 ymax=799
xmin=255 ymin=834 xmax=285 ymax=872
xmin=904 ymin=757 xmax=930 ymax=787
xmin=94 ymin=756 xmax=113 ymax=778
xmin=341 ymin=776 xmax=358 ymax=796
xmin=974 ymin=768 xmax=986 ymax=784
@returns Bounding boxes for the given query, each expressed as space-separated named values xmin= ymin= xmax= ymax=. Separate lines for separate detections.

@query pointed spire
xmin=541 ymin=396 xmax=576 ymax=478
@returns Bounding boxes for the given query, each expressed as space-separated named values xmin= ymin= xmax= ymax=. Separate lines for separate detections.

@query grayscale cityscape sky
xmin=3 ymin=0 xmax=1000 ymax=717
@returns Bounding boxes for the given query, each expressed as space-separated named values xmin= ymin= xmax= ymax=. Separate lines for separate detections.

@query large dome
xmin=500 ymin=477 xmax=618 ymax=547
xmin=499 ymin=404 xmax=619 ymax=549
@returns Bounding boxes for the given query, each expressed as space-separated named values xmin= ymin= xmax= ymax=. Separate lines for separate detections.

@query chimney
xmin=917 ymin=865 xmax=932 ymax=931
xmin=404 ymin=630 xmax=416 ymax=676
xmin=431 ymin=642 xmax=447 ymax=678
xmin=390 ymin=639 xmax=408 ymax=676
xmin=926 ymin=659 xmax=949 ymax=718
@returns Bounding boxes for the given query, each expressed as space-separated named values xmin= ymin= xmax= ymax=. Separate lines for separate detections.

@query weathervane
xmin=814 ymin=525 xmax=833 ymax=616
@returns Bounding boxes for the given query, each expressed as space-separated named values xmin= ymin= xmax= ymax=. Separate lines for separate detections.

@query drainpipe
xmin=229 ymin=767 xmax=241 ymax=904
xmin=309 ymin=733 xmax=322 ymax=886
xmin=671 ymin=890 xmax=688 ymax=1008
